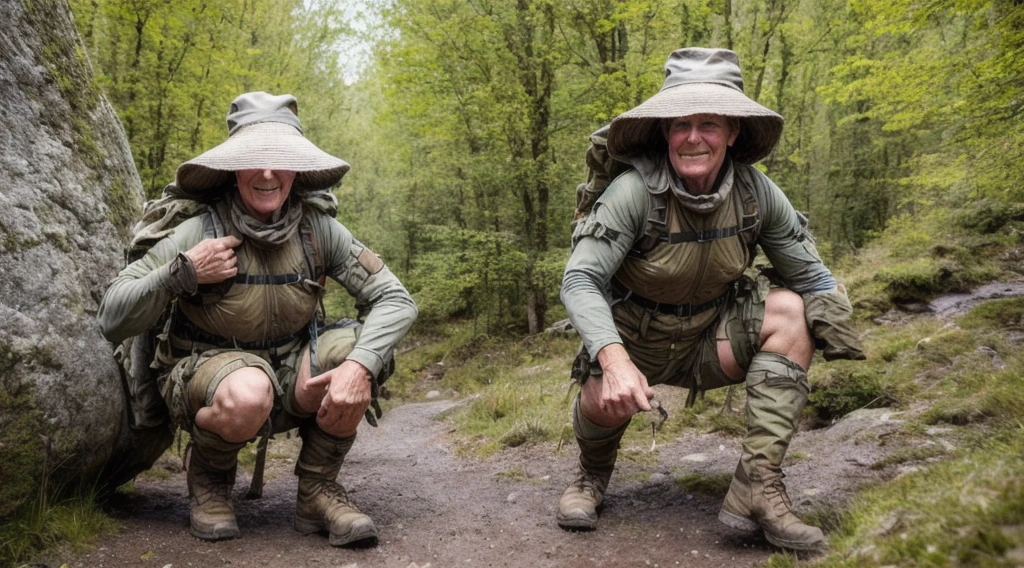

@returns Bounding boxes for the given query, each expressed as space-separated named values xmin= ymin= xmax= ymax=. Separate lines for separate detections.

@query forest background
xmin=71 ymin=0 xmax=1024 ymax=337
xmin=20 ymin=0 xmax=1019 ymax=565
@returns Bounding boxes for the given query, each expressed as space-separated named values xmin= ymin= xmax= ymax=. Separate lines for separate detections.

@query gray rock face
xmin=0 ymin=0 xmax=146 ymax=515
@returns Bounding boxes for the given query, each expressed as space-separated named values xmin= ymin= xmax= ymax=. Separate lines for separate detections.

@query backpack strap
xmin=298 ymin=216 xmax=324 ymax=284
xmin=630 ymin=191 xmax=668 ymax=257
xmin=297 ymin=214 xmax=327 ymax=378
xmin=629 ymin=164 xmax=763 ymax=262
xmin=182 ymin=209 xmax=235 ymax=306
xmin=733 ymin=165 xmax=763 ymax=267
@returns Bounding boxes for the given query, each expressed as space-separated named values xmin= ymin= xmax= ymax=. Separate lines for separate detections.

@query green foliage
xmin=958 ymin=298 xmax=1024 ymax=331
xmin=808 ymin=362 xmax=893 ymax=421
xmin=0 ymin=383 xmax=45 ymax=519
xmin=794 ymin=437 xmax=1024 ymax=567
xmin=675 ymin=472 xmax=732 ymax=496
xmin=70 ymin=0 xmax=354 ymax=197
xmin=407 ymin=226 xmax=528 ymax=328
xmin=0 ymin=481 xmax=117 ymax=566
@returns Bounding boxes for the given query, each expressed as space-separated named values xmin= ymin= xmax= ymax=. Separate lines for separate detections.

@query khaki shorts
xmin=573 ymin=275 xmax=769 ymax=394
xmin=159 ymin=320 xmax=364 ymax=433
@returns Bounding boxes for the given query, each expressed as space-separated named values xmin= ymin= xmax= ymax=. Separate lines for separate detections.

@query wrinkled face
xmin=664 ymin=114 xmax=739 ymax=193
xmin=236 ymin=169 xmax=296 ymax=222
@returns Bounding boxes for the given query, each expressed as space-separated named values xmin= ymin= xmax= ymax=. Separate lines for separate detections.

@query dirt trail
xmin=66 ymin=391 xmax=919 ymax=568
xmin=61 ymin=281 xmax=1024 ymax=568
xmin=927 ymin=280 xmax=1024 ymax=317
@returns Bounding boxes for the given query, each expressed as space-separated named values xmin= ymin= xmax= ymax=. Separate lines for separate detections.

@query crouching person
xmin=98 ymin=92 xmax=417 ymax=546
xmin=557 ymin=48 xmax=864 ymax=550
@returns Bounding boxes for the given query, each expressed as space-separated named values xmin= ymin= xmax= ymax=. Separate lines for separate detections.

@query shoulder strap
xmin=629 ymin=165 xmax=763 ymax=260
xmin=630 ymin=191 xmax=668 ymax=257
xmin=298 ymin=215 xmax=324 ymax=284
xmin=186 ymin=208 xmax=234 ymax=305
xmin=200 ymin=207 xmax=222 ymax=241
xmin=733 ymin=165 xmax=763 ymax=266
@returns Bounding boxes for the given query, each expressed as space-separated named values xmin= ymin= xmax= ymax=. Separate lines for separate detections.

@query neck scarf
xmin=631 ymin=153 xmax=734 ymax=214
xmin=229 ymin=192 xmax=303 ymax=249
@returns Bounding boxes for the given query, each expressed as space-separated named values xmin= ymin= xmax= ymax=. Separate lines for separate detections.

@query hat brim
xmin=176 ymin=122 xmax=351 ymax=194
xmin=607 ymin=83 xmax=784 ymax=164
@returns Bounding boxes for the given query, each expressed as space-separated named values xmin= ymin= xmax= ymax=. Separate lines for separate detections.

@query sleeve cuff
xmin=162 ymin=252 xmax=199 ymax=296
xmin=586 ymin=336 xmax=624 ymax=362
xmin=346 ymin=347 xmax=384 ymax=379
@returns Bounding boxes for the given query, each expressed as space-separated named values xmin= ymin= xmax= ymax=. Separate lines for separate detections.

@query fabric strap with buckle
xmin=611 ymin=278 xmax=723 ymax=317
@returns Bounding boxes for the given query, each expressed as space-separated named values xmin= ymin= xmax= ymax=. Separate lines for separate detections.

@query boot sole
xmin=190 ymin=522 xmax=240 ymax=541
xmin=556 ymin=512 xmax=598 ymax=531
xmin=330 ymin=522 xmax=378 ymax=547
xmin=717 ymin=509 xmax=759 ymax=532
xmin=294 ymin=516 xmax=379 ymax=547
xmin=764 ymin=531 xmax=827 ymax=551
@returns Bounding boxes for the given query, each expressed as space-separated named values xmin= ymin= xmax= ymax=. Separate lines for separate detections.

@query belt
xmin=171 ymin=314 xmax=307 ymax=352
xmin=611 ymin=278 xmax=724 ymax=318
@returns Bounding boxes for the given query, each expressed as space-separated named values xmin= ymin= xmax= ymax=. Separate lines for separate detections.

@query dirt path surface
xmin=67 ymin=392 xmax=919 ymax=568
xmin=928 ymin=280 xmax=1024 ymax=317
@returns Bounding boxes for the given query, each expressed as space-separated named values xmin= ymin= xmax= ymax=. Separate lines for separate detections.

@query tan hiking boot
xmin=295 ymin=477 xmax=377 ymax=546
xmin=555 ymin=395 xmax=627 ymax=531
xmin=718 ymin=463 xmax=825 ymax=550
xmin=185 ymin=441 xmax=240 ymax=541
xmin=556 ymin=470 xmax=607 ymax=530
xmin=294 ymin=426 xmax=376 ymax=546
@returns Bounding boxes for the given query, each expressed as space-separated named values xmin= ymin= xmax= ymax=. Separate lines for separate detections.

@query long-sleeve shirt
xmin=98 ymin=211 xmax=417 ymax=378
xmin=562 ymin=162 xmax=835 ymax=360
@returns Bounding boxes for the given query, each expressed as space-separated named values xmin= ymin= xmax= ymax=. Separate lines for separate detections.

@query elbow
xmin=407 ymin=296 xmax=420 ymax=322
xmin=560 ymin=270 xmax=590 ymax=304
xmin=96 ymin=314 xmax=125 ymax=345
xmin=96 ymin=291 xmax=132 ymax=345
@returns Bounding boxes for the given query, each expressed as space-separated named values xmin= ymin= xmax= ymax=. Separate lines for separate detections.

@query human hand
xmin=304 ymin=360 xmax=373 ymax=431
xmin=185 ymin=236 xmax=242 ymax=284
xmin=595 ymin=343 xmax=653 ymax=421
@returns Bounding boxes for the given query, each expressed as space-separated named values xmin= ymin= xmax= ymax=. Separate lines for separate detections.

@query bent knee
xmin=765 ymin=288 xmax=805 ymax=321
xmin=216 ymin=368 xmax=274 ymax=418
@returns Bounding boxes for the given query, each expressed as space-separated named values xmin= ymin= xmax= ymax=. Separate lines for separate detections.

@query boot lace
xmin=762 ymin=470 xmax=794 ymax=515
xmin=318 ymin=480 xmax=356 ymax=508
xmin=186 ymin=443 xmax=234 ymax=505
xmin=572 ymin=471 xmax=607 ymax=498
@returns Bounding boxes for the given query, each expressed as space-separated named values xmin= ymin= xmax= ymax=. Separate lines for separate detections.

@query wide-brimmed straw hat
xmin=607 ymin=48 xmax=783 ymax=165
xmin=176 ymin=92 xmax=350 ymax=194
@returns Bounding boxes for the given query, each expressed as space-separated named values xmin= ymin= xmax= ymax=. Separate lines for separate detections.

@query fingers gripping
xmin=186 ymin=236 xmax=242 ymax=284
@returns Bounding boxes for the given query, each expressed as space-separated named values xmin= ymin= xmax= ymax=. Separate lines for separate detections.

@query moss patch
xmin=958 ymin=297 xmax=1024 ymax=331
xmin=0 ymin=383 xmax=46 ymax=518
xmin=808 ymin=363 xmax=894 ymax=421
xmin=104 ymin=176 xmax=139 ymax=243
xmin=675 ymin=473 xmax=732 ymax=497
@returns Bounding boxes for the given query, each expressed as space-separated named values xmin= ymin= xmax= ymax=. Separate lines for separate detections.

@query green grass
xmin=676 ymin=473 xmax=732 ymax=496
xmin=0 ymin=483 xmax=118 ymax=566
xmin=957 ymin=297 xmax=1024 ymax=331
xmin=404 ymin=328 xmax=755 ymax=457
xmin=868 ymin=444 xmax=947 ymax=471
xmin=763 ymin=296 xmax=1024 ymax=566
xmin=771 ymin=434 xmax=1024 ymax=567
xmin=838 ymin=208 xmax=1012 ymax=319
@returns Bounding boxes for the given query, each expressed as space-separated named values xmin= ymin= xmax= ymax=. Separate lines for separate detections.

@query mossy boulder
xmin=0 ymin=0 xmax=159 ymax=517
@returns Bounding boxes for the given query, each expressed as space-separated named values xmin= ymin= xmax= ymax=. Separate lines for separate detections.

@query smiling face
xmin=664 ymin=114 xmax=739 ymax=194
xmin=235 ymin=169 xmax=297 ymax=222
